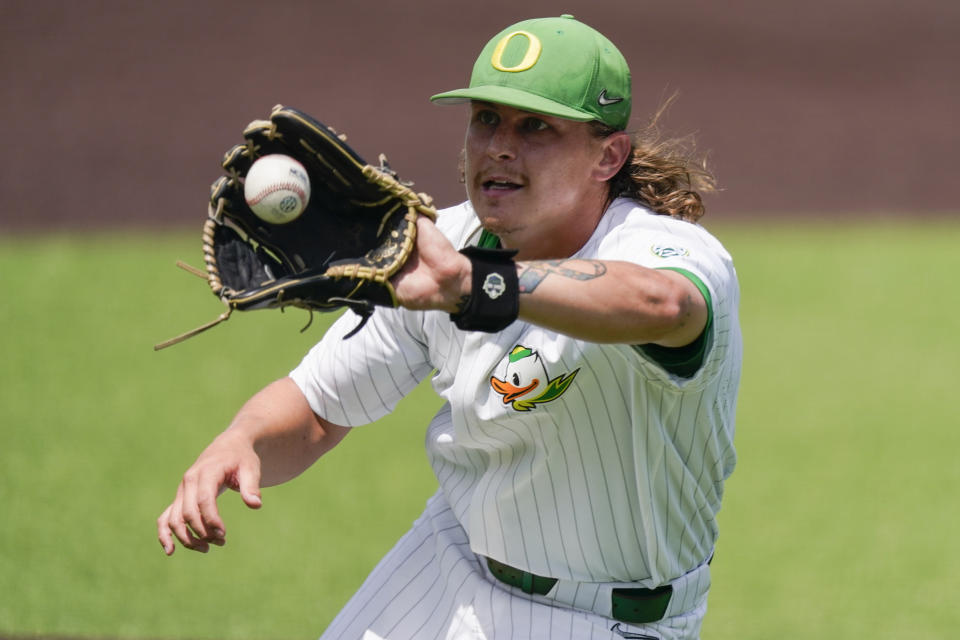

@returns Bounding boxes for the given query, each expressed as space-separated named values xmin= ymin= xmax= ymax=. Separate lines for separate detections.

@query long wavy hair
xmin=593 ymin=95 xmax=715 ymax=223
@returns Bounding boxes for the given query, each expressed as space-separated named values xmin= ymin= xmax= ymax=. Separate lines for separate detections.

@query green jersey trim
xmin=635 ymin=268 xmax=713 ymax=378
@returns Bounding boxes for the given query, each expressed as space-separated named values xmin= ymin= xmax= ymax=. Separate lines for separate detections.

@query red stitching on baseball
xmin=247 ymin=182 xmax=306 ymax=206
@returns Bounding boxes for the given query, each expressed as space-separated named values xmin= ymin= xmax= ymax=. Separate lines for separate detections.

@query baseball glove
xmin=155 ymin=105 xmax=436 ymax=350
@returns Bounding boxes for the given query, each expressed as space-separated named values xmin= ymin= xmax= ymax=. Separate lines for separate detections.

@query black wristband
xmin=450 ymin=246 xmax=519 ymax=332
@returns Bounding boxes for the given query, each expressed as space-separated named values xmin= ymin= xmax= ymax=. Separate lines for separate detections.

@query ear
xmin=592 ymin=131 xmax=631 ymax=182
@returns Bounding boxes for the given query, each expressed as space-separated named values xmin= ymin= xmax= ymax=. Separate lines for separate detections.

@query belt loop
xmin=521 ymin=571 xmax=534 ymax=594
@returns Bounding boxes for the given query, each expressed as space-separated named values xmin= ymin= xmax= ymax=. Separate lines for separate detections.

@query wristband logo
xmin=482 ymin=272 xmax=507 ymax=299
xmin=490 ymin=345 xmax=579 ymax=412
xmin=490 ymin=30 xmax=543 ymax=72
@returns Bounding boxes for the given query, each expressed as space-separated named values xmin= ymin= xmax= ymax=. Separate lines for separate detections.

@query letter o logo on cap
xmin=490 ymin=30 xmax=542 ymax=72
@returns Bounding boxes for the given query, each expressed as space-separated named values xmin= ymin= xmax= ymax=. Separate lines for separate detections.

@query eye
xmin=476 ymin=109 xmax=499 ymax=126
xmin=522 ymin=117 xmax=549 ymax=132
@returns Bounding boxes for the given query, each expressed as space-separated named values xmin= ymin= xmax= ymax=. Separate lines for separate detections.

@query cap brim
xmin=430 ymin=85 xmax=595 ymax=122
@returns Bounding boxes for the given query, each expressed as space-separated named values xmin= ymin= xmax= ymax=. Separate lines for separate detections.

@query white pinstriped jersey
xmin=290 ymin=197 xmax=741 ymax=588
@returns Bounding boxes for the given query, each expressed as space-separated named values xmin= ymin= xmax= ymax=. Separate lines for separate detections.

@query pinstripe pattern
xmin=320 ymin=491 xmax=708 ymax=640
xmin=290 ymin=199 xmax=741 ymax=639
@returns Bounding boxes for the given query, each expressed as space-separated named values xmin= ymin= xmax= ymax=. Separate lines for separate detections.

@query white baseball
xmin=243 ymin=154 xmax=311 ymax=224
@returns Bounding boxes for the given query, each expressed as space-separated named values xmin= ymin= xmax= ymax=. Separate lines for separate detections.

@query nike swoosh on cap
xmin=597 ymin=89 xmax=624 ymax=106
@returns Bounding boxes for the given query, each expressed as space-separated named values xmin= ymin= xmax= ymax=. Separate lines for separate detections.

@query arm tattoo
xmin=517 ymin=259 xmax=607 ymax=294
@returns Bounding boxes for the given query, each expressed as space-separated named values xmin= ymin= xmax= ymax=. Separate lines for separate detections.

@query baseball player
xmin=157 ymin=15 xmax=742 ymax=640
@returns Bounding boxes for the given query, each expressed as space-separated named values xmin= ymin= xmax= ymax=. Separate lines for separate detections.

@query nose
xmin=487 ymin=124 xmax=516 ymax=161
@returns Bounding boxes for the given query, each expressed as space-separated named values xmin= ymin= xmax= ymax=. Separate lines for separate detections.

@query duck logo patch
xmin=490 ymin=345 xmax=579 ymax=412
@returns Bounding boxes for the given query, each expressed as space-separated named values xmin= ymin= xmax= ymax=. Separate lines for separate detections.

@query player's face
xmin=463 ymin=102 xmax=618 ymax=259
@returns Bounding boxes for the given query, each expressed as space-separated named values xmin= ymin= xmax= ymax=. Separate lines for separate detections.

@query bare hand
xmin=157 ymin=432 xmax=263 ymax=555
xmin=393 ymin=216 xmax=471 ymax=313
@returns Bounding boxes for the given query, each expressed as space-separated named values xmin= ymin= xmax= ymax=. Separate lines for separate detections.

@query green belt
xmin=485 ymin=557 xmax=673 ymax=625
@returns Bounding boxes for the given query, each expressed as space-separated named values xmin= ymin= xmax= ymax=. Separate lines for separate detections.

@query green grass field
xmin=1 ymin=219 xmax=958 ymax=639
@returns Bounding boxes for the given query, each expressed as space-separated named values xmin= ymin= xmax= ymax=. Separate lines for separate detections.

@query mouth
xmin=480 ymin=176 xmax=524 ymax=194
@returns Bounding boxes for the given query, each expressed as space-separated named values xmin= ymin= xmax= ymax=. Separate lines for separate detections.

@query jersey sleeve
xmin=637 ymin=267 xmax=713 ymax=377
xmin=595 ymin=203 xmax=741 ymax=386
xmin=289 ymin=306 xmax=434 ymax=427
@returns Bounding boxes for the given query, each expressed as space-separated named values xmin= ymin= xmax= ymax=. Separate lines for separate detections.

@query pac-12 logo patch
xmin=650 ymin=243 xmax=690 ymax=259
xmin=490 ymin=345 xmax=579 ymax=412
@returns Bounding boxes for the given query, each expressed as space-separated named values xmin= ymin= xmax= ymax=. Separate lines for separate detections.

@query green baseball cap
xmin=430 ymin=15 xmax=631 ymax=130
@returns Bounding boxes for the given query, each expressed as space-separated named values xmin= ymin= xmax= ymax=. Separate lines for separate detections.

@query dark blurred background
xmin=1 ymin=0 xmax=957 ymax=231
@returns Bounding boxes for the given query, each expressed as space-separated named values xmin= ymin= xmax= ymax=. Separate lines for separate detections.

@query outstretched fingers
xmin=157 ymin=486 xmax=211 ymax=555
xmin=158 ymin=444 xmax=265 ymax=555
xmin=158 ymin=479 xmax=216 ymax=555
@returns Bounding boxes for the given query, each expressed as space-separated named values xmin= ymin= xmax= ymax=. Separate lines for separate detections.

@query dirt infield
xmin=1 ymin=0 xmax=957 ymax=232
